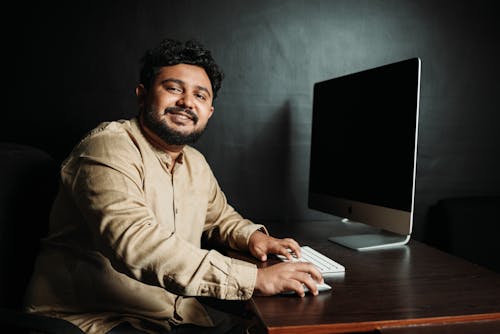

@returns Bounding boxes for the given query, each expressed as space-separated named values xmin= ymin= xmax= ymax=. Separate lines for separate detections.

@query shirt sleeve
xmin=62 ymin=130 xmax=257 ymax=300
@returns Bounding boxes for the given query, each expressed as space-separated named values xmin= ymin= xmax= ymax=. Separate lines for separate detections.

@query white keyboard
xmin=276 ymin=246 xmax=345 ymax=278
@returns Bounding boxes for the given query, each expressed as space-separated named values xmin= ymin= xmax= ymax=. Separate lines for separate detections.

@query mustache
xmin=164 ymin=106 xmax=199 ymax=123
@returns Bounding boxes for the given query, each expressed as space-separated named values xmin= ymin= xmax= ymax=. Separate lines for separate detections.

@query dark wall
xmin=6 ymin=1 xmax=500 ymax=247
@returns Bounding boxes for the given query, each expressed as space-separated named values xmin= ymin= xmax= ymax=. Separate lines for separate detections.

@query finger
xmin=285 ymin=240 xmax=301 ymax=259
xmin=286 ymin=280 xmax=306 ymax=298
xmin=252 ymin=246 xmax=268 ymax=262
xmin=287 ymin=271 xmax=318 ymax=296
xmin=301 ymin=274 xmax=319 ymax=296
xmin=294 ymin=262 xmax=324 ymax=284
xmin=283 ymin=238 xmax=300 ymax=249
xmin=257 ymin=250 xmax=267 ymax=262
xmin=276 ymin=246 xmax=295 ymax=261
xmin=278 ymin=238 xmax=301 ymax=258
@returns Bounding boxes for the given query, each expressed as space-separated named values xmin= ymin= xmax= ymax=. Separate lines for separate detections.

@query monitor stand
xmin=328 ymin=219 xmax=410 ymax=251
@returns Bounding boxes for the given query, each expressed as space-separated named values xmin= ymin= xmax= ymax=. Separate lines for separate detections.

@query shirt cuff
xmin=225 ymin=257 xmax=258 ymax=300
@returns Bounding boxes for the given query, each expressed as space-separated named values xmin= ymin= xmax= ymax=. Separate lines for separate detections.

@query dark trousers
xmin=106 ymin=299 xmax=262 ymax=334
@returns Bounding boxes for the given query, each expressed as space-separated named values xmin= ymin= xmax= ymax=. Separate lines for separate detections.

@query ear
xmin=208 ymin=105 xmax=215 ymax=119
xmin=135 ymin=84 xmax=147 ymax=110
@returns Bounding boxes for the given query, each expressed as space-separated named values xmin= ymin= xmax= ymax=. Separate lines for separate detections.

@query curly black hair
xmin=139 ymin=38 xmax=224 ymax=100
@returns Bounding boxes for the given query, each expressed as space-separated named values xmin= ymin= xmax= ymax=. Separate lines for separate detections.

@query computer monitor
xmin=308 ymin=58 xmax=421 ymax=251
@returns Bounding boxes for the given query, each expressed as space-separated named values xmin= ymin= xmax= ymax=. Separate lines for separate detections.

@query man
xmin=24 ymin=39 xmax=322 ymax=334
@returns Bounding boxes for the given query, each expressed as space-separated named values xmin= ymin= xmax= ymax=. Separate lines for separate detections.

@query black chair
xmin=0 ymin=143 xmax=84 ymax=333
xmin=425 ymin=195 xmax=500 ymax=273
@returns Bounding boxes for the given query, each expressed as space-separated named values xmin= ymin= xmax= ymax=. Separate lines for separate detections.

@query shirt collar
xmin=131 ymin=117 xmax=185 ymax=169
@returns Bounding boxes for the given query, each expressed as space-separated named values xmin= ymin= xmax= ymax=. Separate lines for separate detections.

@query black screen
xmin=309 ymin=58 xmax=420 ymax=212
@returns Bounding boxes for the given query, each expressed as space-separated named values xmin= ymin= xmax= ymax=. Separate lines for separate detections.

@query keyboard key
xmin=276 ymin=246 xmax=345 ymax=277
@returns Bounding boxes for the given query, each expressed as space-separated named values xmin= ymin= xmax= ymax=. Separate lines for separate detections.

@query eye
xmin=195 ymin=93 xmax=207 ymax=101
xmin=166 ymin=86 xmax=182 ymax=93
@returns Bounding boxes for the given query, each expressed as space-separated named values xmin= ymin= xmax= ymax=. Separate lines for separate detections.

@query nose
xmin=176 ymin=93 xmax=195 ymax=109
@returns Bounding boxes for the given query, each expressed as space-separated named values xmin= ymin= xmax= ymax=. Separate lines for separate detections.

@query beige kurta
xmin=24 ymin=118 xmax=266 ymax=334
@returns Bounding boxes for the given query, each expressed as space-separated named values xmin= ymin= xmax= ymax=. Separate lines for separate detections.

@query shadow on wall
xmin=220 ymin=100 xmax=304 ymax=224
xmin=424 ymin=196 xmax=500 ymax=273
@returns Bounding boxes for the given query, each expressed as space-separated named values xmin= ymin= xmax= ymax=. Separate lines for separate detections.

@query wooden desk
xmin=245 ymin=220 xmax=500 ymax=334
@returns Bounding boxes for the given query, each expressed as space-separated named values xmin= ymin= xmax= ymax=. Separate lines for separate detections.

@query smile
xmin=164 ymin=107 xmax=198 ymax=124
xmin=170 ymin=112 xmax=193 ymax=120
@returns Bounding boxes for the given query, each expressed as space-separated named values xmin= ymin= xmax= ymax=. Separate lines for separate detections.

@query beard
xmin=143 ymin=106 xmax=206 ymax=145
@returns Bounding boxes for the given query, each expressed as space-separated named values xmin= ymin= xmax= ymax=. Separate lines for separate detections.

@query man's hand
xmin=248 ymin=231 xmax=301 ymax=262
xmin=254 ymin=262 xmax=324 ymax=297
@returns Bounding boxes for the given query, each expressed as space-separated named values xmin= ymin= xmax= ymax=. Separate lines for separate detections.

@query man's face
xmin=138 ymin=63 xmax=215 ymax=146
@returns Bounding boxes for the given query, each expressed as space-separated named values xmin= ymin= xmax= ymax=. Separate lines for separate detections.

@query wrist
xmin=253 ymin=268 xmax=265 ymax=296
xmin=249 ymin=230 xmax=266 ymax=244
